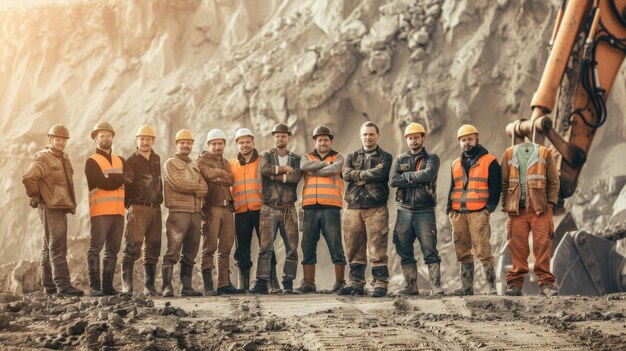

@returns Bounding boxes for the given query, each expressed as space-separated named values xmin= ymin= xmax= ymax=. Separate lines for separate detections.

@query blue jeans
xmin=301 ymin=207 xmax=346 ymax=265
xmin=392 ymin=208 xmax=441 ymax=265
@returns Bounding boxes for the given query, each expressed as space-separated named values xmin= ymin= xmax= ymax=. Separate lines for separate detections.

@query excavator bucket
xmin=551 ymin=211 xmax=578 ymax=255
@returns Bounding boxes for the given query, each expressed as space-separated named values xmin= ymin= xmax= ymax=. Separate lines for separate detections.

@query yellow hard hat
xmin=91 ymin=121 xmax=115 ymax=139
xmin=136 ymin=124 xmax=156 ymax=138
xmin=457 ymin=124 xmax=479 ymax=139
xmin=175 ymin=129 xmax=194 ymax=142
xmin=404 ymin=122 xmax=426 ymax=137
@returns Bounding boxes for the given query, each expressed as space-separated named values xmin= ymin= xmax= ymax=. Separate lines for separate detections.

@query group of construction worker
xmin=22 ymin=119 xmax=560 ymax=298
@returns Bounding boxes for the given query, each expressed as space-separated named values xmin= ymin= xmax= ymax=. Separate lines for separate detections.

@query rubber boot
xmin=398 ymin=263 xmax=419 ymax=295
xmin=428 ymin=262 xmax=445 ymax=296
xmin=238 ymin=267 xmax=250 ymax=291
xmin=102 ymin=259 xmax=119 ymax=295
xmin=143 ymin=264 xmax=158 ymax=296
xmin=121 ymin=261 xmax=134 ymax=295
xmin=269 ymin=265 xmax=282 ymax=294
xmin=161 ymin=265 xmax=174 ymax=298
xmin=451 ymin=263 xmax=474 ymax=296
xmin=295 ymin=264 xmax=316 ymax=293
xmin=202 ymin=269 xmax=215 ymax=296
xmin=180 ymin=263 xmax=202 ymax=296
xmin=483 ymin=262 xmax=497 ymax=295
xmin=249 ymin=279 xmax=269 ymax=294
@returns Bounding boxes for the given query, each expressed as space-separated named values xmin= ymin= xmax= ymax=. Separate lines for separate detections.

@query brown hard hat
xmin=91 ymin=121 xmax=115 ymax=139
xmin=312 ymin=125 xmax=334 ymax=140
xmin=271 ymin=123 xmax=292 ymax=135
xmin=47 ymin=124 xmax=70 ymax=139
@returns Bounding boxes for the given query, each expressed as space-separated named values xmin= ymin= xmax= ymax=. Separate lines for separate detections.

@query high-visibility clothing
xmin=229 ymin=157 xmax=262 ymax=213
xmin=450 ymin=154 xmax=496 ymax=211
xmin=88 ymin=153 xmax=125 ymax=217
xmin=505 ymin=145 xmax=550 ymax=189
xmin=302 ymin=153 xmax=343 ymax=208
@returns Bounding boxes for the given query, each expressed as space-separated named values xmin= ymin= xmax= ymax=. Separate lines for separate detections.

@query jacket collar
xmin=405 ymin=148 xmax=427 ymax=158
xmin=237 ymin=149 xmax=259 ymax=165
xmin=311 ymin=148 xmax=338 ymax=161
xmin=174 ymin=152 xmax=191 ymax=163
xmin=358 ymin=145 xmax=381 ymax=155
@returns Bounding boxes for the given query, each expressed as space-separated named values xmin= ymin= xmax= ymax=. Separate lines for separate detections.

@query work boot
xmin=428 ymin=263 xmax=445 ymax=296
xmin=89 ymin=270 xmax=104 ymax=297
xmin=372 ymin=285 xmax=387 ymax=298
xmin=202 ymin=269 xmax=214 ymax=296
xmin=483 ymin=262 xmax=497 ymax=295
xmin=217 ymin=282 xmax=246 ymax=295
xmin=540 ymin=284 xmax=559 ymax=297
xmin=337 ymin=285 xmax=365 ymax=295
xmin=451 ymin=263 xmax=474 ymax=296
xmin=505 ymin=285 xmax=522 ymax=296
xmin=143 ymin=264 xmax=158 ymax=296
xmin=180 ymin=263 xmax=202 ymax=296
xmin=58 ymin=285 xmax=84 ymax=296
xmin=161 ymin=265 xmax=174 ymax=298
xmin=121 ymin=261 xmax=134 ymax=295
xmin=269 ymin=266 xmax=282 ymax=294
xmin=102 ymin=259 xmax=119 ymax=295
xmin=238 ymin=267 xmax=250 ymax=291
xmin=325 ymin=264 xmax=346 ymax=293
xmin=282 ymin=280 xmax=294 ymax=294
xmin=249 ymin=279 xmax=269 ymax=294
xmin=44 ymin=286 xmax=57 ymax=295
xmin=398 ymin=263 xmax=419 ymax=295
xmin=295 ymin=264 xmax=316 ymax=293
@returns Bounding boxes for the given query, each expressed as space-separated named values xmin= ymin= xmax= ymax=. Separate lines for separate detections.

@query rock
xmin=571 ymin=204 xmax=596 ymax=223
xmin=379 ymin=0 xmax=412 ymax=15
xmin=67 ymin=320 xmax=87 ymax=336
xmin=363 ymin=16 xmax=399 ymax=50
xmin=497 ymin=0 xmax=510 ymax=9
xmin=10 ymin=261 xmax=39 ymax=294
xmin=426 ymin=4 xmax=442 ymax=18
xmin=108 ymin=313 xmax=124 ymax=329
xmin=425 ymin=16 xmax=437 ymax=28
xmin=222 ymin=86 xmax=249 ymax=118
xmin=413 ymin=31 xmax=430 ymax=45
xmin=410 ymin=48 xmax=427 ymax=62
xmin=0 ymin=314 xmax=10 ymax=330
xmin=167 ymin=84 xmax=182 ymax=95
xmin=98 ymin=331 xmax=115 ymax=346
xmin=224 ymin=70 xmax=243 ymax=88
xmin=6 ymin=301 xmax=23 ymax=313
xmin=611 ymin=185 xmax=626 ymax=223
xmin=138 ymin=326 xmax=155 ymax=335
xmin=293 ymin=51 xmax=318 ymax=83
xmin=154 ymin=326 xmax=169 ymax=338
xmin=340 ymin=20 xmax=367 ymax=41
xmin=367 ymin=50 xmax=392 ymax=75
xmin=609 ymin=176 xmax=626 ymax=195
xmin=410 ymin=17 xmax=424 ymax=29
xmin=241 ymin=303 xmax=250 ymax=312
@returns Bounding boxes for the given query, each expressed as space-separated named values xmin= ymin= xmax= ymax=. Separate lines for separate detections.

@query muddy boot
xmin=282 ymin=280 xmax=293 ymax=294
xmin=505 ymin=285 xmax=522 ymax=296
xmin=59 ymin=285 xmax=84 ymax=296
xmin=143 ymin=264 xmax=158 ymax=296
xmin=88 ymin=257 xmax=104 ymax=297
xmin=451 ymin=263 xmax=474 ymax=296
xmin=295 ymin=264 xmax=316 ymax=293
xmin=269 ymin=265 xmax=282 ymax=294
xmin=161 ymin=265 xmax=174 ymax=298
xmin=238 ymin=267 xmax=250 ymax=291
xmin=121 ymin=261 xmax=133 ymax=295
xmin=102 ymin=259 xmax=119 ymax=296
xmin=329 ymin=264 xmax=347 ymax=293
xmin=483 ymin=262 xmax=497 ymax=295
xmin=180 ymin=263 xmax=202 ymax=296
xmin=428 ymin=263 xmax=445 ymax=296
xmin=398 ymin=263 xmax=419 ymax=295
xmin=371 ymin=266 xmax=389 ymax=298
xmin=217 ymin=282 xmax=246 ymax=295
xmin=540 ymin=284 xmax=559 ymax=297
xmin=202 ymin=269 xmax=214 ymax=296
xmin=249 ymin=279 xmax=269 ymax=294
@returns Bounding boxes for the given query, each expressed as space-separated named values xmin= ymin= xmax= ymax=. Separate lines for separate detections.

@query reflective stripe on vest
xmin=229 ymin=157 xmax=262 ymax=213
xmin=506 ymin=145 xmax=550 ymax=191
xmin=450 ymin=154 xmax=496 ymax=211
xmin=88 ymin=153 xmax=125 ymax=217
xmin=302 ymin=153 xmax=343 ymax=207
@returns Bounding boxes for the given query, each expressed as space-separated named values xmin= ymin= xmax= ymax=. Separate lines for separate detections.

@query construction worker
xmin=338 ymin=122 xmax=393 ymax=297
xmin=446 ymin=124 xmax=501 ymax=295
xmin=229 ymin=128 xmax=278 ymax=292
xmin=390 ymin=122 xmax=444 ymax=296
xmin=249 ymin=123 xmax=303 ymax=294
xmin=120 ymin=124 xmax=163 ymax=296
xmin=161 ymin=129 xmax=208 ymax=297
xmin=501 ymin=142 xmax=560 ymax=297
xmin=22 ymin=125 xmax=83 ymax=296
xmin=197 ymin=129 xmax=244 ymax=295
xmin=297 ymin=125 xmax=347 ymax=293
xmin=85 ymin=121 xmax=132 ymax=296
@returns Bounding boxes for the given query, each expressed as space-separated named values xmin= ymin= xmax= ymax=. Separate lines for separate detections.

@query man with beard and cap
xmin=390 ymin=122 xmax=444 ymax=296
xmin=120 ymin=124 xmax=163 ymax=296
xmin=249 ymin=123 xmax=303 ymax=295
xmin=161 ymin=129 xmax=208 ymax=297
xmin=229 ymin=128 xmax=279 ymax=292
xmin=446 ymin=124 xmax=501 ymax=295
xmin=22 ymin=124 xmax=83 ymax=296
xmin=85 ymin=121 xmax=132 ymax=296
xmin=197 ymin=129 xmax=245 ymax=295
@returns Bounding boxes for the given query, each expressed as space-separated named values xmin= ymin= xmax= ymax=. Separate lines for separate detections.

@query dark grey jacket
xmin=259 ymin=148 xmax=303 ymax=206
xmin=342 ymin=146 xmax=392 ymax=209
xmin=389 ymin=149 xmax=439 ymax=210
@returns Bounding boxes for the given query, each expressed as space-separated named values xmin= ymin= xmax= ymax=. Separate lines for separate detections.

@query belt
xmin=130 ymin=201 xmax=160 ymax=208
xmin=265 ymin=202 xmax=293 ymax=209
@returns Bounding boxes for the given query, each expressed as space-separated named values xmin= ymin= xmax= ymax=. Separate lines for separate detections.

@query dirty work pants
xmin=449 ymin=209 xmax=494 ymax=264
xmin=343 ymin=207 xmax=390 ymax=288
xmin=38 ymin=204 xmax=71 ymax=291
xmin=301 ymin=207 xmax=346 ymax=265
xmin=257 ymin=204 xmax=299 ymax=281
xmin=392 ymin=208 xmax=441 ymax=265
xmin=234 ymin=209 xmax=276 ymax=270
xmin=122 ymin=204 xmax=162 ymax=265
xmin=202 ymin=206 xmax=235 ymax=288
xmin=162 ymin=212 xmax=202 ymax=267
xmin=506 ymin=207 xmax=556 ymax=288
xmin=88 ymin=214 xmax=124 ymax=277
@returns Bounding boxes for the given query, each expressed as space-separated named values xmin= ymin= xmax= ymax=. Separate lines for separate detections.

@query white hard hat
xmin=234 ymin=128 xmax=254 ymax=142
xmin=206 ymin=129 xmax=227 ymax=144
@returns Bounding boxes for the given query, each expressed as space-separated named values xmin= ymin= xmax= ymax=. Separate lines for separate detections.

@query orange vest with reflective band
xmin=229 ymin=157 xmax=262 ymax=213
xmin=505 ymin=145 xmax=550 ymax=189
xmin=88 ymin=153 xmax=125 ymax=217
xmin=302 ymin=153 xmax=343 ymax=208
xmin=450 ymin=154 xmax=496 ymax=211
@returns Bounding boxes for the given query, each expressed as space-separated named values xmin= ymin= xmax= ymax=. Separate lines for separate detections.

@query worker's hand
xmin=374 ymin=163 xmax=383 ymax=169
xmin=281 ymin=166 xmax=295 ymax=174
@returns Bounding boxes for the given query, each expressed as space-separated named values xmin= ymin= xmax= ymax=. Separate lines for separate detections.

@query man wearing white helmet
xmin=197 ymin=129 xmax=245 ymax=295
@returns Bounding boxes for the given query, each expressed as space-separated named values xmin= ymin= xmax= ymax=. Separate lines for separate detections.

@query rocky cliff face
xmin=1 ymin=0 xmax=625 ymax=291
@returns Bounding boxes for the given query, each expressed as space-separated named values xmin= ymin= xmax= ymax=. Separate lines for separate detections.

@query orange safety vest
xmin=88 ymin=153 xmax=125 ymax=217
xmin=450 ymin=154 xmax=496 ymax=211
xmin=229 ymin=157 xmax=262 ymax=213
xmin=302 ymin=153 xmax=343 ymax=208
xmin=505 ymin=145 xmax=550 ymax=189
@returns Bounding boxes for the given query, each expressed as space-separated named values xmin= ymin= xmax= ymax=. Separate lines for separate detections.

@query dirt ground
xmin=1 ymin=291 xmax=625 ymax=350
